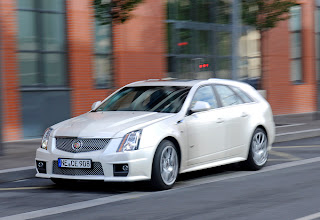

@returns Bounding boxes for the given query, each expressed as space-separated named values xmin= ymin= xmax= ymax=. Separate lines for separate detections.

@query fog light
xmin=36 ymin=160 xmax=47 ymax=174
xmin=122 ymin=165 xmax=129 ymax=171
xmin=113 ymin=164 xmax=129 ymax=177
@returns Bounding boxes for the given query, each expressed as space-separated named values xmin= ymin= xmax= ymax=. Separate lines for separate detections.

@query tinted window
xmin=96 ymin=86 xmax=190 ymax=113
xmin=215 ymin=85 xmax=243 ymax=107
xmin=231 ymin=86 xmax=253 ymax=103
xmin=190 ymin=85 xmax=218 ymax=109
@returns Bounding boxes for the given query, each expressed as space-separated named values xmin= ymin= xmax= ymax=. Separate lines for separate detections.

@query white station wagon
xmin=36 ymin=78 xmax=275 ymax=190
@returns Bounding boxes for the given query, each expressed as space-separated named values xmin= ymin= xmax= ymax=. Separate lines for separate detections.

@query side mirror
xmin=190 ymin=101 xmax=211 ymax=113
xmin=91 ymin=101 xmax=102 ymax=111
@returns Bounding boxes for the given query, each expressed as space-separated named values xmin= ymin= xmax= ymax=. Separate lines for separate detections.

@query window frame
xmin=166 ymin=0 xmax=234 ymax=79
xmin=188 ymin=84 xmax=220 ymax=113
xmin=229 ymin=85 xmax=254 ymax=103
xmin=17 ymin=0 xmax=68 ymax=89
xmin=213 ymin=84 xmax=244 ymax=107
xmin=289 ymin=5 xmax=303 ymax=84
xmin=93 ymin=12 xmax=113 ymax=89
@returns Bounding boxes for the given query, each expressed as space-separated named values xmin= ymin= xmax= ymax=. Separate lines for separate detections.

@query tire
xmin=151 ymin=140 xmax=179 ymax=190
xmin=241 ymin=128 xmax=268 ymax=171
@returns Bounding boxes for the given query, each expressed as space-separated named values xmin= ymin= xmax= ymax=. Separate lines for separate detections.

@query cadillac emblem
xmin=72 ymin=140 xmax=83 ymax=151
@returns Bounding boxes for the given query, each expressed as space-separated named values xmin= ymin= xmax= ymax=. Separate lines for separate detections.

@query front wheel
xmin=151 ymin=140 xmax=179 ymax=190
xmin=241 ymin=128 xmax=268 ymax=170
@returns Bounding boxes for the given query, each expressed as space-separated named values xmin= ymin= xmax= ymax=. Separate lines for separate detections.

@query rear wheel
xmin=151 ymin=140 xmax=179 ymax=190
xmin=242 ymin=128 xmax=268 ymax=170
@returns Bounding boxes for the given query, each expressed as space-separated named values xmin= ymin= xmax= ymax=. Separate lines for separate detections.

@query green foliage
xmin=93 ymin=0 xmax=144 ymax=25
xmin=242 ymin=0 xmax=297 ymax=31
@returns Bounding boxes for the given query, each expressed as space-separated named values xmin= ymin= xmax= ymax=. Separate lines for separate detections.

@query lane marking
xmin=0 ymin=192 xmax=151 ymax=220
xmin=295 ymin=211 xmax=320 ymax=220
xmin=276 ymin=123 xmax=305 ymax=128
xmin=276 ymin=128 xmax=320 ymax=137
xmin=0 ymin=166 xmax=35 ymax=174
xmin=13 ymin=180 xmax=28 ymax=183
xmin=268 ymin=159 xmax=297 ymax=161
xmin=0 ymin=186 xmax=53 ymax=191
xmin=269 ymin=150 xmax=301 ymax=161
xmin=177 ymin=157 xmax=320 ymax=189
xmin=2 ymin=157 xmax=320 ymax=220
xmin=273 ymin=145 xmax=320 ymax=149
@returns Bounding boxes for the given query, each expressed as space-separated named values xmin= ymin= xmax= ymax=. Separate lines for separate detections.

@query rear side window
xmin=215 ymin=85 xmax=243 ymax=107
xmin=231 ymin=86 xmax=254 ymax=103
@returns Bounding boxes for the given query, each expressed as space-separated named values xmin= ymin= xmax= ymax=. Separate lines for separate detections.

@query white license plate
xmin=58 ymin=159 xmax=92 ymax=169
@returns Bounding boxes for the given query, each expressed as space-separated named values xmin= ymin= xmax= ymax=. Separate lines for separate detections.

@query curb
xmin=0 ymin=166 xmax=36 ymax=184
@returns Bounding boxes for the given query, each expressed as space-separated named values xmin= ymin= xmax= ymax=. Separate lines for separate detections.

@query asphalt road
xmin=1 ymin=137 xmax=320 ymax=220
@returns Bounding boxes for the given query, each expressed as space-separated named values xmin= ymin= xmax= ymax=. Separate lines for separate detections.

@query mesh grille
xmin=55 ymin=138 xmax=110 ymax=153
xmin=52 ymin=161 xmax=104 ymax=176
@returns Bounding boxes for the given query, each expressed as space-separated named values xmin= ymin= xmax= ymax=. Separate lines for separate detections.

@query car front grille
xmin=55 ymin=137 xmax=110 ymax=153
xmin=52 ymin=161 xmax=104 ymax=176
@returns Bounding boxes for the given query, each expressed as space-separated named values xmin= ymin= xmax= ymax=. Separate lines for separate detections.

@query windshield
xmin=95 ymin=86 xmax=190 ymax=113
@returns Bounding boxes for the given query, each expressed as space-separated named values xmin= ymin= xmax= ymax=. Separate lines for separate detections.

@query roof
xmin=126 ymin=78 xmax=249 ymax=88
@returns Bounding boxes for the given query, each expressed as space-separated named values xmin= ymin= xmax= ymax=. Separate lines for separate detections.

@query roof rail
xmin=161 ymin=77 xmax=177 ymax=81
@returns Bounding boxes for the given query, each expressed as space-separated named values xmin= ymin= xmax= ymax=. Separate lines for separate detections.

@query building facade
xmin=0 ymin=0 xmax=319 ymax=141
xmin=262 ymin=0 xmax=319 ymax=115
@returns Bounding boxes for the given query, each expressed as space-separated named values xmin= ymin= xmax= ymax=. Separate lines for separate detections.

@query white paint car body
xmin=35 ymin=78 xmax=275 ymax=189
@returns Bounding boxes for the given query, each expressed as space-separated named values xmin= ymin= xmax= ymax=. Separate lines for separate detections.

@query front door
xmin=185 ymin=85 xmax=226 ymax=166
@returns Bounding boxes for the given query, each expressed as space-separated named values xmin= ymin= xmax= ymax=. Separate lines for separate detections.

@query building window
xmin=17 ymin=0 xmax=67 ymax=87
xmin=166 ymin=0 xmax=233 ymax=80
xmin=289 ymin=5 xmax=303 ymax=83
xmin=93 ymin=19 xmax=112 ymax=88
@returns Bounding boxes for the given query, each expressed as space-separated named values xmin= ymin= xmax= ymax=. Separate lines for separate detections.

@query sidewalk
xmin=0 ymin=112 xmax=319 ymax=184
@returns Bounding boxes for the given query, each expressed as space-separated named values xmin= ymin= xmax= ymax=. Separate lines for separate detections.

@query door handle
xmin=216 ymin=118 xmax=224 ymax=123
xmin=241 ymin=112 xmax=248 ymax=117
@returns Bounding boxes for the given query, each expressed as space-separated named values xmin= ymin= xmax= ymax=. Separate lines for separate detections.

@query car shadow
xmin=48 ymin=163 xmax=243 ymax=193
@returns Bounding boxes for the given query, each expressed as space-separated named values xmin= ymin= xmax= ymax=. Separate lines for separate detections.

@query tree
xmin=93 ymin=0 xmax=144 ymax=25
xmin=242 ymin=0 xmax=297 ymax=31
xmin=241 ymin=0 xmax=297 ymax=89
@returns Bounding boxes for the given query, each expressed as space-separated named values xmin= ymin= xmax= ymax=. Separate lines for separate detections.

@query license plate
xmin=58 ymin=159 xmax=92 ymax=169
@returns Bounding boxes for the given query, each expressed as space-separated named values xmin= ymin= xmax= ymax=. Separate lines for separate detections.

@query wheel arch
xmin=256 ymin=125 xmax=268 ymax=136
xmin=152 ymin=136 xmax=182 ymax=169
xmin=244 ymin=124 xmax=269 ymax=159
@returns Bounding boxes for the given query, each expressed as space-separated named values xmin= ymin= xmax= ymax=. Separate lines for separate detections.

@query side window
xmin=190 ymin=85 xmax=218 ymax=109
xmin=231 ymin=86 xmax=254 ymax=103
xmin=215 ymin=85 xmax=243 ymax=107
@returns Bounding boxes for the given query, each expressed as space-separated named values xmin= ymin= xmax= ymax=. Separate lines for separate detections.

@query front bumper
xmin=35 ymin=138 xmax=155 ymax=182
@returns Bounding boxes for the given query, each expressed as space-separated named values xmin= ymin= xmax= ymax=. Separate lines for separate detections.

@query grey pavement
xmin=0 ymin=112 xmax=319 ymax=184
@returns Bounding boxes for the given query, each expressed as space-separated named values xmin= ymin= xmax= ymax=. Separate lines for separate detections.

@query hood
xmin=53 ymin=111 xmax=173 ymax=138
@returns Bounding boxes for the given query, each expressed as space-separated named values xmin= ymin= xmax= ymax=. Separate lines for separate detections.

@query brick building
xmin=0 ymin=0 xmax=319 ymax=141
xmin=262 ymin=0 xmax=319 ymax=115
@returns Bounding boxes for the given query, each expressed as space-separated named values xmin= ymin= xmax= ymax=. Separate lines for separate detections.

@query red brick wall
xmin=68 ymin=0 xmax=166 ymax=116
xmin=262 ymin=0 xmax=317 ymax=115
xmin=0 ymin=0 xmax=22 ymax=141
xmin=113 ymin=0 xmax=166 ymax=87
xmin=67 ymin=0 xmax=112 ymax=116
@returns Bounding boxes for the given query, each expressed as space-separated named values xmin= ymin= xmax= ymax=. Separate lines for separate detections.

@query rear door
xmin=214 ymin=84 xmax=250 ymax=157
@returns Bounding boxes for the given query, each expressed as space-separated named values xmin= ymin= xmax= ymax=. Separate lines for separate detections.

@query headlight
xmin=117 ymin=130 xmax=142 ymax=152
xmin=41 ymin=128 xmax=53 ymax=150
